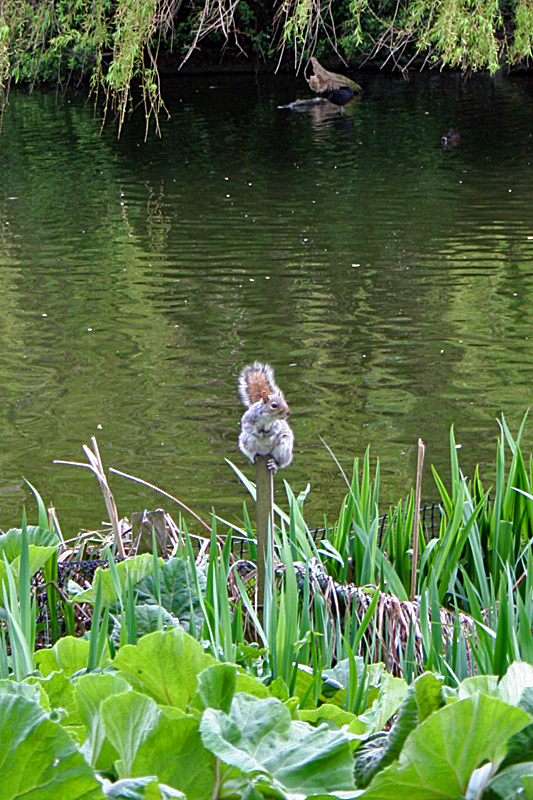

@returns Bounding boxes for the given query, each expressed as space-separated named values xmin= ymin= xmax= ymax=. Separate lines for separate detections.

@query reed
xmin=1 ymin=513 xmax=36 ymax=680
xmin=2 ymin=414 xmax=533 ymax=688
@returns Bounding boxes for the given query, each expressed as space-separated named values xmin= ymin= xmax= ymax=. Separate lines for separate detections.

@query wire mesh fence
xmin=26 ymin=501 xmax=444 ymax=648
xmin=33 ymin=500 xmax=443 ymax=583
xmin=310 ymin=501 xmax=442 ymax=546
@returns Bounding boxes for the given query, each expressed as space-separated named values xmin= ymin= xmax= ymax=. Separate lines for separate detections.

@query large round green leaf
xmin=200 ymin=692 xmax=356 ymax=794
xmin=361 ymin=693 xmax=530 ymax=799
xmin=35 ymin=635 xmax=111 ymax=677
xmin=75 ymin=555 xmax=164 ymax=605
xmin=135 ymin=556 xmax=205 ymax=629
xmin=0 ymin=693 xmax=104 ymax=799
xmin=485 ymin=762 xmax=533 ymax=800
xmin=112 ymin=629 xmax=216 ymax=709
xmin=0 ymin=526 xmax=59 ymax=559
xmin=0 ymin=545 xmax=57 ymax=599
xmin=100 ymin=690 xmax=215 ymax=800
xmin=75 ymin=672 xmax=132 ymax=769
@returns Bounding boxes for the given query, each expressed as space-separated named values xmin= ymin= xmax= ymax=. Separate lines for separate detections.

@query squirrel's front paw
xmin=267 ymin=458 xmax=279 ymax=474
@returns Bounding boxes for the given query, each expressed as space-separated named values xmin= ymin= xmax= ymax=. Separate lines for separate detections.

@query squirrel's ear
xmin=261 ymin=390 xmax=269 ymax=402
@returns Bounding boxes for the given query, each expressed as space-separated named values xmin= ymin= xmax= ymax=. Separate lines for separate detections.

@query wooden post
xmin=255 ymin=456 xmax=274 ymax=622
xmin=410 ymin=438 xmax=425 ymax=602
xmin=131 ymin=509 xmax=168 ymax=556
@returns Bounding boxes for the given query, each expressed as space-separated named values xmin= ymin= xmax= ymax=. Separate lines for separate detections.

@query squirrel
xmin=238 ymin=362 xmax=294 ymax=473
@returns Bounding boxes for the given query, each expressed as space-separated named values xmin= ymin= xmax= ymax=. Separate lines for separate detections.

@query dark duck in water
xmin=441 ymin=128 xmax=461 ymax=145
xmin=327 ymin=85 xmax=356 ymax=111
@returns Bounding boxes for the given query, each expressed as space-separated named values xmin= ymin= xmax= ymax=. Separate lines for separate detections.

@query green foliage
xmin=485 ymin=764 xmax=533 ymax=800
xmin=0 ymin=524 xmax=59 ymax=559
xmin=35 ymin=635 xmax=112 ymax=676
xmin=200 ymin=692 xmax=356 ymax=795
xmin=2 ymin=0 xmax=533 ymax=135
xmin=0 ymin=693 xmax=104 ymax=799
xmin=74 ymin=672 xmax=130 ymax=769
xmin=512 ymin=0 xmax=533 ymax=61
xmin=100 ymin=690 xmax=215 ymax=796
xmin=226 ymin=413 xmax=533 ymax=687
xmin=112 ymin=628 xmax=218 ymax=708
xmin=3 ymin=624 xmax=533 ymax=800
xmin=1 ymin=0 xmax=164 ymax=134
xmin=1 ymin=514 xmax=39 ymax=680
xmin=360 ymin=694 xmax=530 ymax=799
xmin=0 ymin=628 xmax=366 ymax=798
xmin=135 ymin=556 xmax=205 ymax=631
xmin=5 ymin=419 xmax=533 ymax=800
xmin=75 ymin=552 xmax=163 ymax=605
xmin=4 ymin=415 xmax=533 ymax=693
xmin=322 ymin=446 xmax=404 ymax=592
xmin=354 ymin=671 xmax=444 ymax=788
xmin=284 ymin=0 xmax=533 ymax=73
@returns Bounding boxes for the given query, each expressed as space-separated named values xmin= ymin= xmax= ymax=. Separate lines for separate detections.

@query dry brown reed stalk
xmin=55 ymin=438 xmax=126 ymax=559
xmin=47 ymin=506 xmax=65 ymax=548
xmin=109 ymin=467 xmax=212 ymax=535
xmin=194 ymin=536 xmax=212 ymax=573
xmin=164 ymin=511 xmax=183 ymax=556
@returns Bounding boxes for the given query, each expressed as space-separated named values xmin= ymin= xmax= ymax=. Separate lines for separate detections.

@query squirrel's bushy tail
xmin=238 ymin=362 xmax=280 ymax=407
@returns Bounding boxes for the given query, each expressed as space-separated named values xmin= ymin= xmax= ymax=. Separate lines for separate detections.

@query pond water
xmin=1 ymin=70 xmax=533 ymax=535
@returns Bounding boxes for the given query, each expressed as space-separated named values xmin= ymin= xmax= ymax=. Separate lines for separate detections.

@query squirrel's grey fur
xmin=238 ymin=362 xmax=294 ymax=472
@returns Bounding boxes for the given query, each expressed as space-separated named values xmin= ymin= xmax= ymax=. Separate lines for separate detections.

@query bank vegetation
xmin=0 ymin=0 xmax=533 ymax=133
xmin=3 ymin=416 xmax=533 ymax=797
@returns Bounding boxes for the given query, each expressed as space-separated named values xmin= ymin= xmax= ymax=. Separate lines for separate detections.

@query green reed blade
xmin=0 ymin=626 xmax=9 ymax=678
xmin=351 ymin=587 xmax=380 ymax=654
xmin=493 ymin=579 xmax=510 ymax=677
xmin=517 ymin=592 xmax=533 ymax=665
xmin=23 ymin=478 xmax=49 ymax=532
xmin=43 ymin=550 xmax=59 ymax=644
xmin=18 ymin=510 xmax=31 ymax=649
xmin=234 ymin=568 xmax=267 ymax=649
xmin=431 ymin=465 xmax=453 ymax=519
xmin=87 ymin=571 xmax=103 ymax=671
xmin=449 ymin=425 xmax=460 ymax=498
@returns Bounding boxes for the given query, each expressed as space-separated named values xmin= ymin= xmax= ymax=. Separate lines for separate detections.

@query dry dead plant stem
xmin=275 ymin=0 xmax=340 ymax=74
xmin=181 ymin=0 xmax=241 ymax=66
xmin=109 ymin=466 xmax=211 ymax=534
xmin=54 ymin=437 xmax=125 ymax=559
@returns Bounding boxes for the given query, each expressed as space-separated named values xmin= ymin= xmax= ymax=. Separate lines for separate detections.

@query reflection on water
xmin=1 ymin=72 xmax=533 ymax=533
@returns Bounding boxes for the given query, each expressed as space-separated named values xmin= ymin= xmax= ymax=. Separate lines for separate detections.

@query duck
xmin=327 ymin=86 xmax=356 ymax=111
xmin=441 ymin=128 xmax=461 ymax=145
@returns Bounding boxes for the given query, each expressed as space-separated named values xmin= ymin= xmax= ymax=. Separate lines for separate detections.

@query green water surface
xmin=1 ymin=71 xmax=533 ymax=534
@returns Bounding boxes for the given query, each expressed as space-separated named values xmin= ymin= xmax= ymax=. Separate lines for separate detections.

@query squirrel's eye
xmin=271 ymin=402 xmax=278 ymax=409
